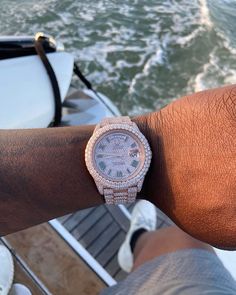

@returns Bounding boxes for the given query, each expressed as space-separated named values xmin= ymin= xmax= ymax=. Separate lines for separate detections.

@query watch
xmin=85 ymin=116 xmax=152 ymax=204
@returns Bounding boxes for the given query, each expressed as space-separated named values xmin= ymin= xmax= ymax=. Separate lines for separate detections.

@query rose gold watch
xmin=85 ymin=116 xmax=152 ymax=205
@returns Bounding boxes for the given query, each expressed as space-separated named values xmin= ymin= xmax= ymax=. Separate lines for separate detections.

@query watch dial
xmin=93 ymin=130 xmax=145 ymax=181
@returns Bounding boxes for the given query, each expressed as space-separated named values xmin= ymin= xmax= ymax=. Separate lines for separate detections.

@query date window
xmin=129 ymin=149 xmax=140 ymax=158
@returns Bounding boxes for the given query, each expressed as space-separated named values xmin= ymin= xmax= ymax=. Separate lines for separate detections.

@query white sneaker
xmin=9 ymin=284 xmax=32 ymax=295
xmin=117 ymin=200 xmax=157 ymax=273
xmin=0 ymin=245 xmax=14 ymax=295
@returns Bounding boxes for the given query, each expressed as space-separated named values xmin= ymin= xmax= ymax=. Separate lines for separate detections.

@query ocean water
xmin=0 ymin=0 xmax=235 ymax=115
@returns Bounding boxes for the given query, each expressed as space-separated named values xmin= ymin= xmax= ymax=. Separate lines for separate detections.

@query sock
xmin=130 ymin=228 xmax=147 ymax=253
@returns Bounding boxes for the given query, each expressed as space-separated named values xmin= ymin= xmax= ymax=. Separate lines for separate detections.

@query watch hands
xmin=97 ymin=153 xmax=127 ymax=158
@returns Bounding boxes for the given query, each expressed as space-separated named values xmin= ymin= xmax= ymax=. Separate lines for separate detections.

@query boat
xmin=0 ymin=32 xmax=119 ymax=129
xmin=0 ymin=32 xmax=137 ymax=292
xmin=0 ymin=33 xmax=235 ymax=293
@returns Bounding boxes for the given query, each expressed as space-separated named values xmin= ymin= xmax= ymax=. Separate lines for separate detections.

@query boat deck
xmin=57 ymin=203 xmax=173 ymax=282
xmin=1 ymin=203 xmax=173 ymax=295
xmin=1 ymin=223 xmax=106 ymax=295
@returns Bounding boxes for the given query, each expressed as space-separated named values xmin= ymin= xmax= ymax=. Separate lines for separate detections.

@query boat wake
xmin=199 ymin=0 xmax=213 ymax=29
xmin=0 ymin=0 xmax=236 ymax=114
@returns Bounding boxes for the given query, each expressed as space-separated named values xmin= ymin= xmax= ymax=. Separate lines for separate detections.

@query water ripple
xmin=0 ymin=0 xmax=235 ymax=115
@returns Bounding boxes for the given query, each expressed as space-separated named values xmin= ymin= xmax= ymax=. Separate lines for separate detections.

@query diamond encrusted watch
xmin=85 ymin=116 xmax=152 ymax=204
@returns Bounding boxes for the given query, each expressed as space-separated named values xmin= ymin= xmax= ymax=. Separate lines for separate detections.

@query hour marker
xmin=117 ymin=171 xmax=123 ymax=177
xmin=108 ymin=169 xmax=112 ymax=175
xmin=127 ymin=168 xmax=131 ymax=174
xmin=131 ymin=160 xmax=139 ymax=168
xmin=124 ymin=136 xmax=128 ymax=142
xmin=131 ymin=142 xmax=137 ymax=148
xmin=106 ymin=137 xmax=110 ymax=143
xmin=98 ymin=144 xmax=106 ymax=151
xmin=99 ymin=161 xmax=106 ymax=171
xmin=97 ymin=154 xmax=103 ymax=158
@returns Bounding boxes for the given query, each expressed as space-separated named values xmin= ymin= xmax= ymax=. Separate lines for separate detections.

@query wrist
xmin=85 ymin=116 xmax=152 ymax=205
xmin=68 ymin=125 xmax=106 ymax=207
xmin=132 ymin=112 xmax=165 ymax=204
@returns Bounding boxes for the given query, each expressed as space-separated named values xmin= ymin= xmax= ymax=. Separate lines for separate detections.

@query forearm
xmin=0 ymin=125 xmax=104 ymax=235
xmin=0 ymin=115 xmax=155 ymax=236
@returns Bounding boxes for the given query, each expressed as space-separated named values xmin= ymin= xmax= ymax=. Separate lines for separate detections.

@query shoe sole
xmin=0 ymin=245 xmax=14 ymax=295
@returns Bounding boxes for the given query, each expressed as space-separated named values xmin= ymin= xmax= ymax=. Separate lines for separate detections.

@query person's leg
xmin=132 ymin=225 xmax=214 ymax=271
xmin=114 ymin=201 xmax=236 ymax=295
xmin=118 ymin=200 xmax=215 ymax=273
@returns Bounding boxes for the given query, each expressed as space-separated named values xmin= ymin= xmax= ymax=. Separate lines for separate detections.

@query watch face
xmin=93 ymin=130 xmax=145 ymax=181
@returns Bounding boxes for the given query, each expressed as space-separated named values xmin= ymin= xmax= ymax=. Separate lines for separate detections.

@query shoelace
xmin=134 ymin=216 xmax=154 ymax=229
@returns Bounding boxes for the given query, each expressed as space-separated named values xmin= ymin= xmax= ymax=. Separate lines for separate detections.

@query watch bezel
xmin=85 ymin=123 xmax=152 ymax=190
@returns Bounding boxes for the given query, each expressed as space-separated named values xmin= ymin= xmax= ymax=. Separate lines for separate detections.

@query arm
xmin=0 ymin=125 xmax=101 ymax=235
xmin=141 ymin=84 xmax=236 ymax=249
xmin=0 ymin=85 xmax=235 ymax=249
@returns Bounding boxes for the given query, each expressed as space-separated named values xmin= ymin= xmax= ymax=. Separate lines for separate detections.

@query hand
xmin=135 ymin=84 xmax=236 ymax=249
